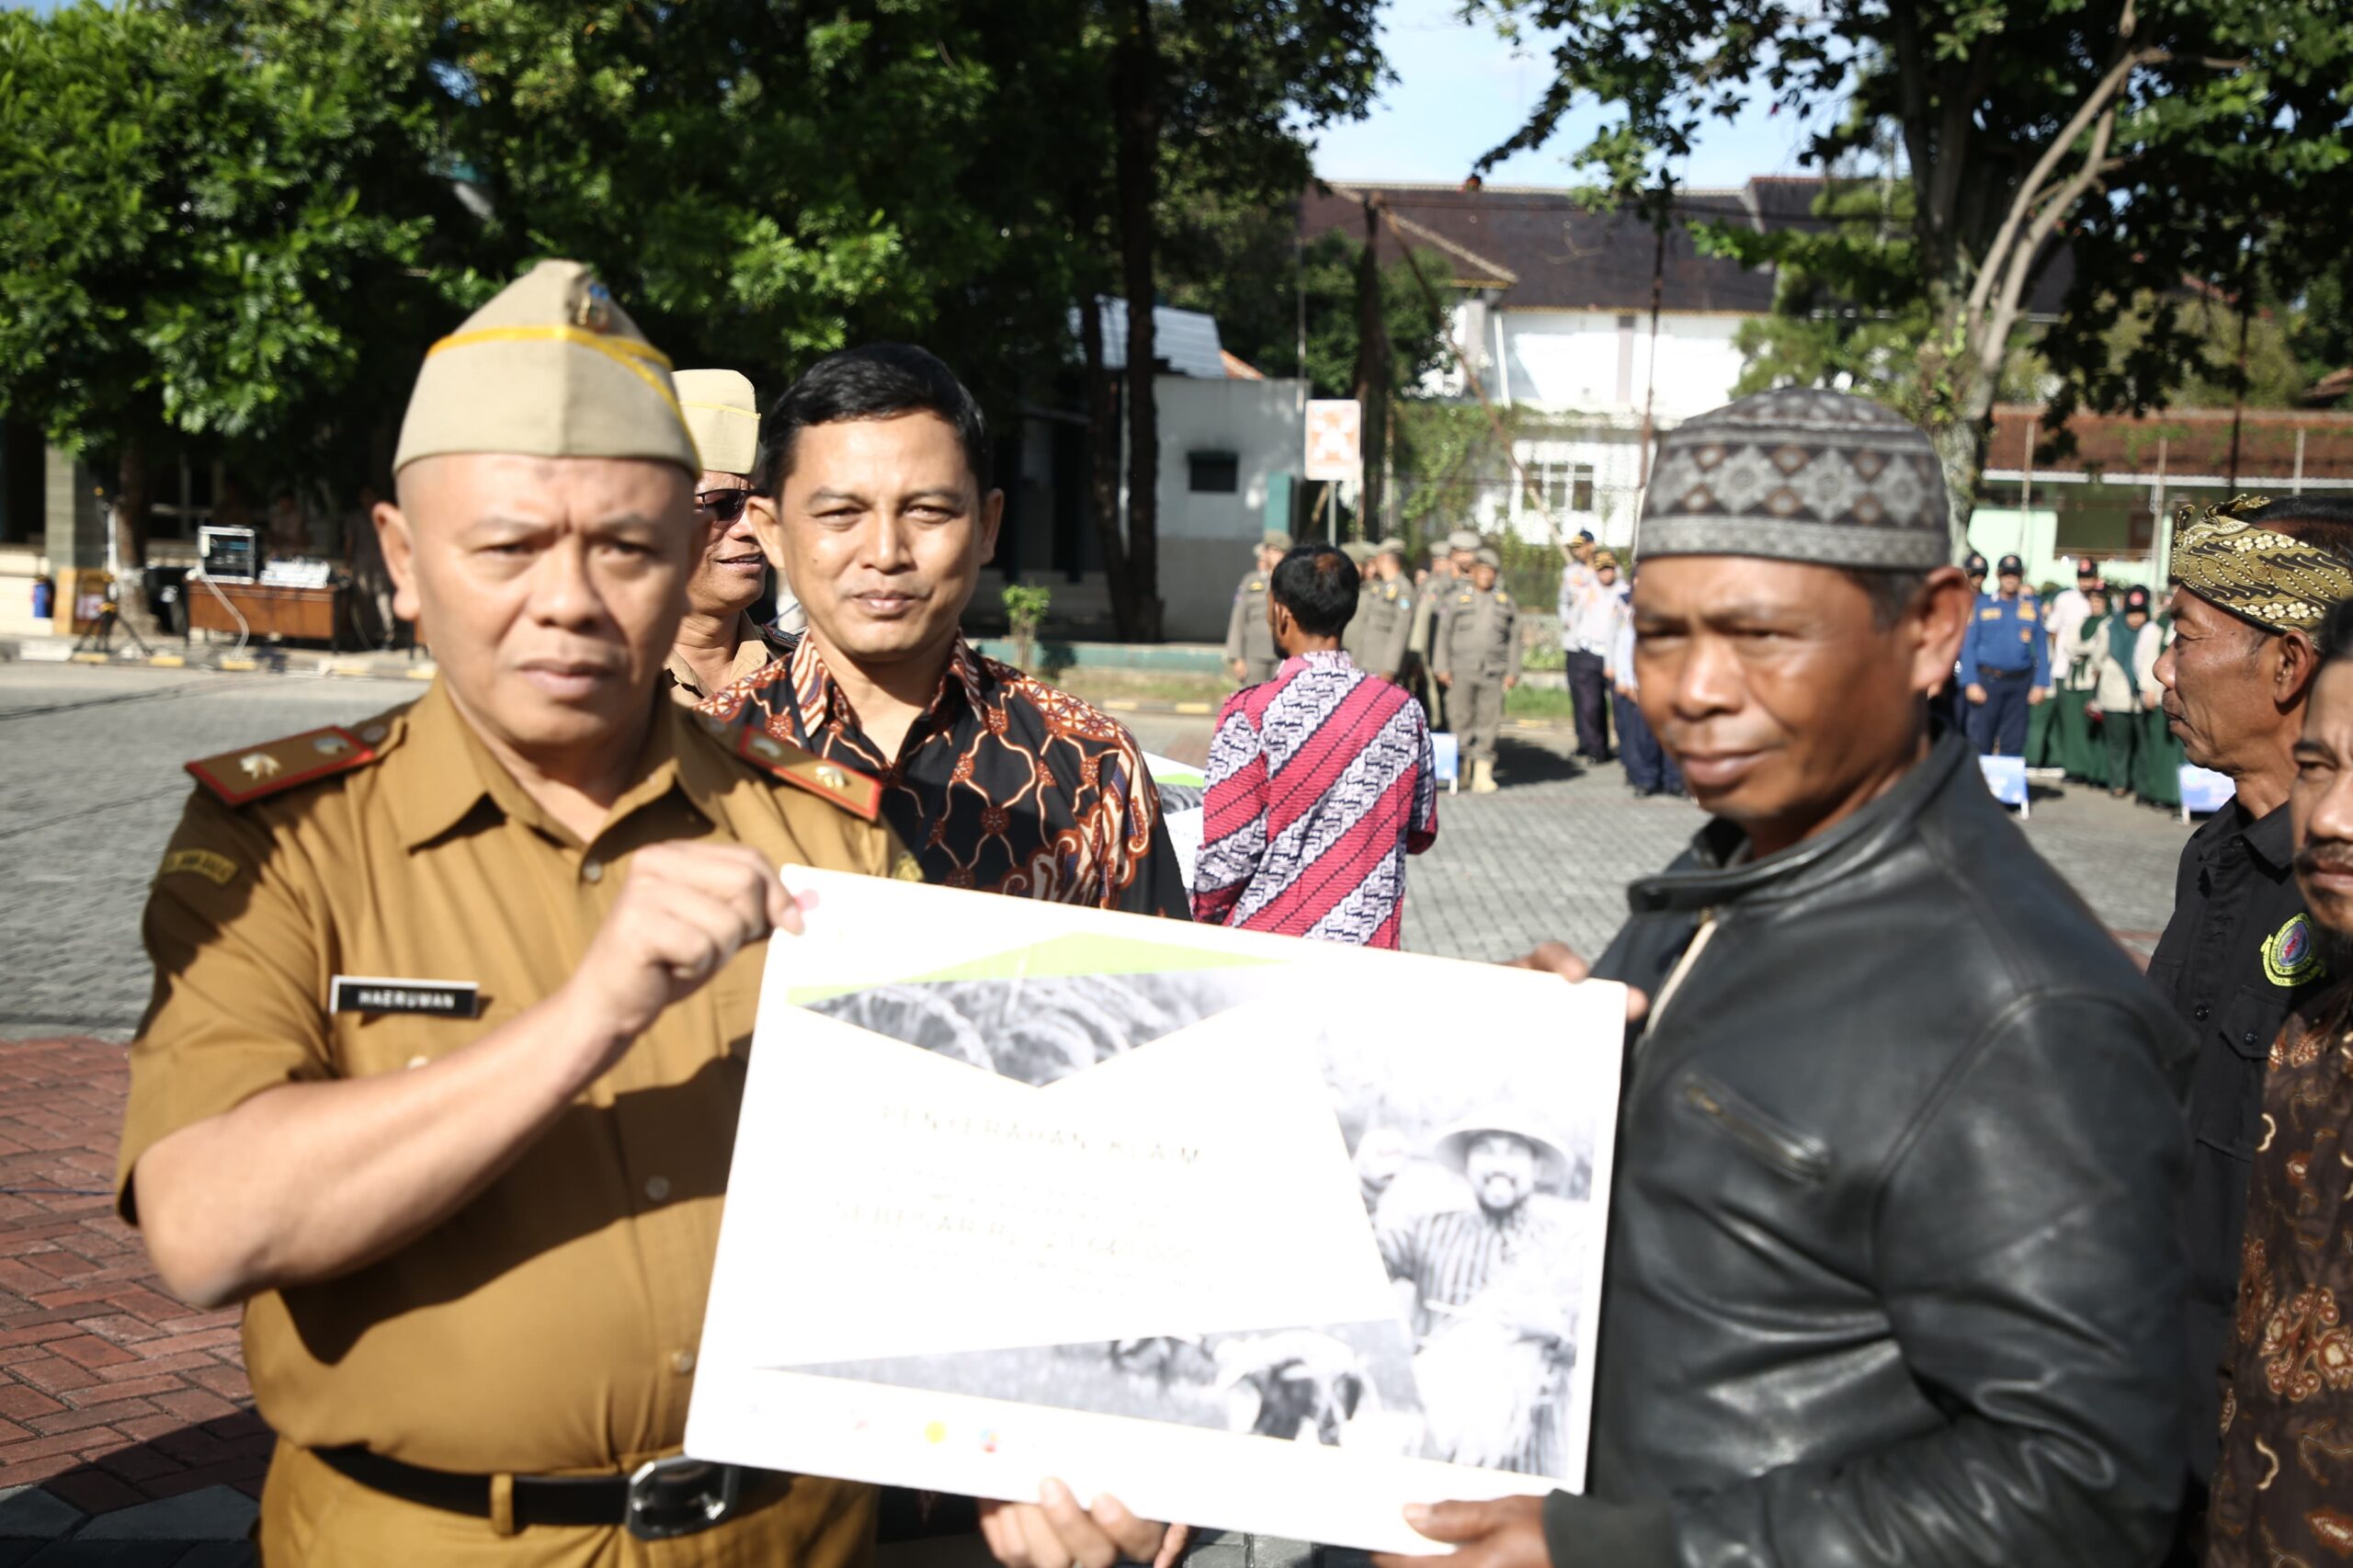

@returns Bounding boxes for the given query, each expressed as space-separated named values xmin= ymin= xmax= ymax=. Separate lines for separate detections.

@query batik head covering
xmin=2171 ymin=494 xmax=2353 ymax=635
xmin=1638 ymin=388 xmax=1949 ymax=570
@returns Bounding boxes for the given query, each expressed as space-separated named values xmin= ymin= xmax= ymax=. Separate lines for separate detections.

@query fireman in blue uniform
xmin=1959 ymin=552 xmax=2050 ymax=756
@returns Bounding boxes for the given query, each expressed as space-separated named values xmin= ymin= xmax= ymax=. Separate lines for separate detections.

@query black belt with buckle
xmin=1982 ymin=665 xmax=2034 ymax=678
xmin=314 ymin=1446 xmax=764 ymax=1540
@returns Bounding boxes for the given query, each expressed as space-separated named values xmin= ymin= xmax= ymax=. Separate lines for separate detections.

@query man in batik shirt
xmin=1193 ymin=543 xmax=1437 ymax=947
xmin=2211 ymin=590 xmax=2353 ymax=1567
xmin=699 ymin=344 xmax=1188 ymax=917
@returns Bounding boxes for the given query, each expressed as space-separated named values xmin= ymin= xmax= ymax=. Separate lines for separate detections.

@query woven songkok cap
xmin=674 ymin=369 xmax=760 ymax=475
xmin=1639 ymin=389 xmax=1949 ymax=570
xmin=393 ymin=260 xmax=698 ymax=475
xmin=2172 ymin=494 xmax=2353 ymax=635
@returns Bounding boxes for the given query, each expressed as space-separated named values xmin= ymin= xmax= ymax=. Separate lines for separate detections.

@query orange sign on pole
xmin=1303 ymin=400 xmax=1362 ymax=483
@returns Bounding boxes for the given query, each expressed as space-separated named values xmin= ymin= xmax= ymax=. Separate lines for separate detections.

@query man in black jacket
xmin=1377 ymin=389 xmax=2193 ymax=1568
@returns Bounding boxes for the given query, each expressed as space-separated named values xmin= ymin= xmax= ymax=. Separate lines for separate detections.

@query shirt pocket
xmin=330 ymin=997 xmax=509 ymax=1080
xmin=1674 ymin=1067 xmax=1832 ymax=1186
xmin=2186 ymin=983 xmax=2280 ymax=1160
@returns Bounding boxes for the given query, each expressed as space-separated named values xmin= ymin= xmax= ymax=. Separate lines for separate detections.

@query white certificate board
xmin=687 ymin=870 xmax=1625 ymax=1552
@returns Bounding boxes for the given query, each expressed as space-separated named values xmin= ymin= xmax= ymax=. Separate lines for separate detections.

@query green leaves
xmin=1483 ymin=0 xmax=2353 ymax=523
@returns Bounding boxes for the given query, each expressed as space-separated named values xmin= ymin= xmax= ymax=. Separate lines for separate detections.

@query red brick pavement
xmin=0 ymin=1036 xmax=269 ymax=1514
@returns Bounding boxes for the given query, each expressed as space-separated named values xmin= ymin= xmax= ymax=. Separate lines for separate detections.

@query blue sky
xmin=1310 ymin=0 xmax=1840 ymax=191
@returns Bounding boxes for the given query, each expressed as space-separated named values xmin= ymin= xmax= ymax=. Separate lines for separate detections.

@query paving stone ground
xmin=0 ymin=663 xmax=2199 ymax=1555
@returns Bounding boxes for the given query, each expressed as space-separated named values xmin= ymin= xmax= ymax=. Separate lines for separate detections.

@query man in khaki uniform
xmin=117 ymin=260 xmax=907 ymax=1566
xmin=1433 ymin=546 xmax=1522 ymax=793
xmin=1413 ymin=530 xmax=1483 ymax=729
xmin=1340 ymin=540 xmax=1379 ymax=667
xmin=663 ymin=368 xmax=803 ymax=704
xmin=1365 ymin=537 xmax=1414 ymax=681
xmin=1223 ymin=529 xmax=1290 ymax=686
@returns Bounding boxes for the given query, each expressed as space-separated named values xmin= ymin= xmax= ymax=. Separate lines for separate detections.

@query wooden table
xmin=187 ymin=580 xmax=346 ymax=644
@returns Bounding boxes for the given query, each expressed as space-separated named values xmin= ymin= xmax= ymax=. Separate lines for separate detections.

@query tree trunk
xmin=1112 ymin=0 xmax=1163 ymax=642
xmin=1079 ymin=294 xmax=1135 ymax=639
xmin=1927 ymin=407 xmax=1989 ymax=560
xmin=109 ymin=442 xmax=166 ymax=640
xmin=1351 ymin=199 xmax=1388 ymax=539
xmin=115 ymin=443 xmax=153 ymax=569
xmin=1915 ymin=267 xmax=1989 ymax=558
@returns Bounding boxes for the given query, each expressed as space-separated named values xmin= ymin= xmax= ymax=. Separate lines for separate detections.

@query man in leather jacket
xmin=1376 ymin=390 xmax=2193 ymax=1568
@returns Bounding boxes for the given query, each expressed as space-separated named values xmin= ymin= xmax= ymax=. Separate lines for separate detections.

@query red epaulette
xmin=728 ymin=724 xmax=884 ymax=824
xmin=186 ymin=725 xmax=381 ymax=806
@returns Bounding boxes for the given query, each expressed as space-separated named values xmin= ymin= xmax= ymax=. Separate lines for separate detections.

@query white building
xmin=1303 ymin=177 xmax=1830 ymax=550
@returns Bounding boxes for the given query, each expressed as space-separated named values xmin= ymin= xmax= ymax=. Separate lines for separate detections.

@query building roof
xmin=1985 ymin=404 xmax=2353 ymax=483
xmin=1089 ymin=298 xmax=1230 ymax=378
xmin=1304 ymin=176 xmax=2074 ymax=319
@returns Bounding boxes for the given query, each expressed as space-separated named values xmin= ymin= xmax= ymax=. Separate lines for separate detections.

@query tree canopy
xmin=0 ymin=0 xmax=1384 ymax=613
xmin=1488 ymin=0 xmax=2353 ymax=536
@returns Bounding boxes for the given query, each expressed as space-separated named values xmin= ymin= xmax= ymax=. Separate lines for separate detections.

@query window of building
xmin=1571 ymin=467 xmax=1596 ymax=512
xmin=1188 ymin=451 xmax=1239 ymax=494
xmin=1541 ymin=461 xmax=1569 ymax=516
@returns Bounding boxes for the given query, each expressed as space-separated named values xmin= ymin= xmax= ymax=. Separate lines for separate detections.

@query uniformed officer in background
xmin=1433 ymin=546 xmax=1522 ymax=793
xmin=661 ymin=368 xmax=800 ymax=705
xmin=1366 ymin=537 xmax=1414 ymax=681
xmin=117 ymin=260 xmax=909 ymax=1566
xmin=1413 ymin=529 xmax=1483 ymax=730
xmin=1340 ymin=540 xmax=1380 ymax=668
xmin=1959 ymin=550 xmax=2051 ymax=756
xmin=1224 ymin=529 xmax=1290 ymax=686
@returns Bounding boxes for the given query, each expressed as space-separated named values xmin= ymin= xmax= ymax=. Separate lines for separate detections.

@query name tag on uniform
xmin=330 ymin=974 xmax=481 ymax=1017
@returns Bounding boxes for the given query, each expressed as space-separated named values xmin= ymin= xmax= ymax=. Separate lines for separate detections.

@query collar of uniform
xmin=788 ymin=631 xmax=986 ymax=744
xmin=1628 ymin=730 xmax=1971 ymax=915
xmin=2239 ymin=796 xmax=2295 ymax=872
xmin=662 ymin=613 xmax=780 ymax=699
xmin=386 ymin=680 xmax=710 ymax=851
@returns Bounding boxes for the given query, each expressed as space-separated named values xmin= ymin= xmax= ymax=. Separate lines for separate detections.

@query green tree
xmin=0 ymin=0 xmax=458 ymax=557
xmin=1487 ymin=0 xmax=2353 ymax=540
xmin=1085 ymin=0 xmax=1385 ymax=638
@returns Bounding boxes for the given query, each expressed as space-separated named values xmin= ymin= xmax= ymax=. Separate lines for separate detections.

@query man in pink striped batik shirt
xmin=1192 ymin=543 xmax=1438 ymax=947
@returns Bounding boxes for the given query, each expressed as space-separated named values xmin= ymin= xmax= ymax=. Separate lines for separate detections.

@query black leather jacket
xmin=1546 ymin=733 xmax=2194 ymax=1568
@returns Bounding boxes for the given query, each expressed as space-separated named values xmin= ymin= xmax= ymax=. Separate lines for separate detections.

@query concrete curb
xmin=3 ymin=636 xmax=433 ymax=683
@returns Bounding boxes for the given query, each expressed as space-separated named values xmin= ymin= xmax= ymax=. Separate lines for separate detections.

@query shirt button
xmin=2194 ymin=1004 xmax=2211 ymax=1021
xmin=2245 ymin=1031 xmax=2259 ymax=1047
xmin=581 ymin=858 xmax=605 ymax=884
xmin=644 ymin=1176 xmax=671 ymax=1202
xmin=671 ymin=1349 xmax=697 ymax=1375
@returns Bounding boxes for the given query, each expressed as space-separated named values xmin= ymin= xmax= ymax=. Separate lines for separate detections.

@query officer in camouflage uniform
xmin=1433 ymin=546 xmax=1521 ymax=794
xmin=1224 ymin=529 xmax=1290 ymax=687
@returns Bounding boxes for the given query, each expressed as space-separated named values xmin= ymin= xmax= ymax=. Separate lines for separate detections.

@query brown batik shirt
xmin=2208 ymin=987 xmax=2353 ymax=1565
xmin=699 ymin=632 xmax=1189 ymax=917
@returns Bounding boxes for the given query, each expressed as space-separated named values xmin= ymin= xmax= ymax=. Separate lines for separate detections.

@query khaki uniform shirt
xmin=1432 ymin=583 xmax=1523 ymax=683
xmin=119 ymin=681 xmax=905 ymax=1556
xmin=662 ymin=613 xmax=791 ymax=706
xmin=1343 ymin=581 xmax=1381 ymax=667
xmin=1369 ymin=578 xmax=1413 ymax=678
xmin=1223 ymin=569 xmax=1276 ymax=676
xmin=1409 ymin=572 xmax=1455 ymax=659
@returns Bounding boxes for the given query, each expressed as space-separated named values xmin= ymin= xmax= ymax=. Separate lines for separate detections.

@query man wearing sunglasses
xmin=664 ymin=369 xmax=802 ymax=704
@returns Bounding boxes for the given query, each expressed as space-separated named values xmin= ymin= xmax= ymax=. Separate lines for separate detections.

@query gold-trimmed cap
xmin=674 ymin=369 xmax=760 ymax=475
xmin=392 ymin=260 xmax=699 ymax=475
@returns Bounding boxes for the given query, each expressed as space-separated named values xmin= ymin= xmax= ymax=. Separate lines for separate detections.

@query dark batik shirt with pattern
xmin=2208 ymin=994 xmax=2353 ymax=1566
xmin=699 ymin=633 xmax=1188 ymax=917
